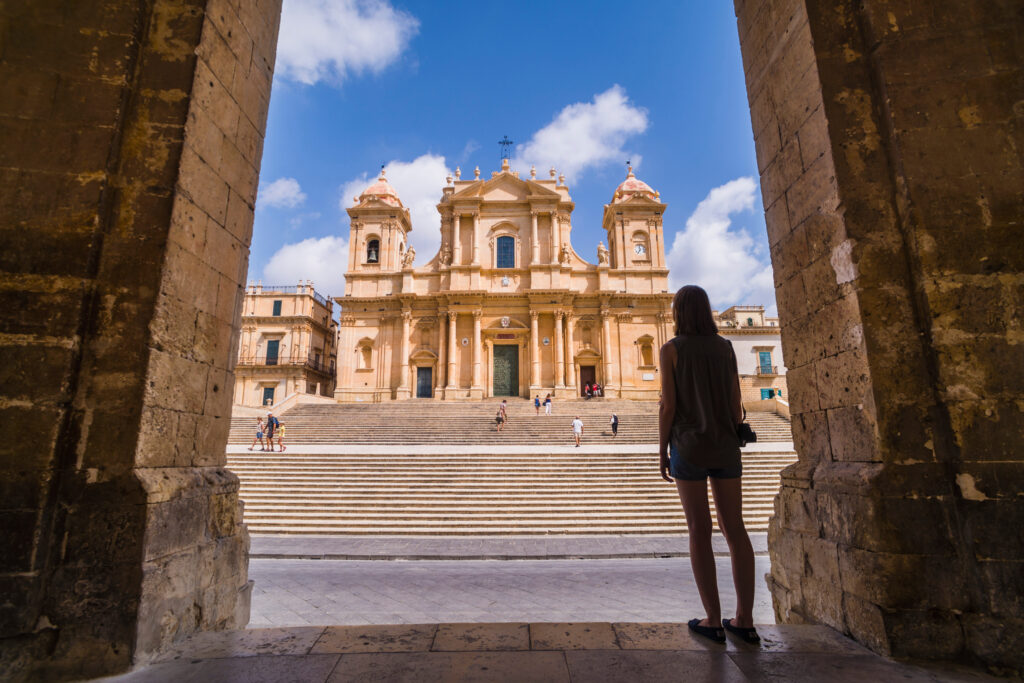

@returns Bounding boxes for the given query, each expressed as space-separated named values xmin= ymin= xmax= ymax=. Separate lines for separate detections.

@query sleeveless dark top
xmin=669 ymin=335 xmax=741 ymax=469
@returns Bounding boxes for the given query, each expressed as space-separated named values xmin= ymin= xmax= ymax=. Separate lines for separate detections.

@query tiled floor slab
xmin=100 ymin=654 xmax=341 ymax=683
xmin=431 ymin=623 xmax=530 ymax=651
xmin=152 ymin=626 xmax=327 ymax=662
xmin=566 ymin=650 xmax=748 ymax=683
xmin=529 ymin=622 xmax=619 ymax=650
xmin=326 ymin=651 xmax=570 ymax=683
xmin=728 ymin=652 xmax=967 ymax=682
xmin=612 ymin=622 xmax=872 ymax=654
xmin=310 ymin=624 xmax=438 ymax=654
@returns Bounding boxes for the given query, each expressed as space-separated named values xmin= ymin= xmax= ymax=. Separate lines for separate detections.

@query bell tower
xmin=601 ymin=165 xmax=667 ymax=271
xmin=345 ymin=169 xmax=413 ymax=284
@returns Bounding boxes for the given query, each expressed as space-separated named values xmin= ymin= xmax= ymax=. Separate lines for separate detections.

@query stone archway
xmin=1 ymin=0 xmax=1020 ymax=678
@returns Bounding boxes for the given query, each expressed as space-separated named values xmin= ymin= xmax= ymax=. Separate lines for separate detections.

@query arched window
xmin=496 ymin=235 xmax=515 ymax=268
xmin=366 ymin=239 xmax=380 ymax=263
xmin=641 ymin=343 xmax=654 ymax=366
xmin=746 ymin=317 xmax=754 ymax=326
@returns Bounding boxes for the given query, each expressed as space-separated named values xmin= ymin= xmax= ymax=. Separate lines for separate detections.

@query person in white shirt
xmin=571 ymin=415 xmax=584 ymax=447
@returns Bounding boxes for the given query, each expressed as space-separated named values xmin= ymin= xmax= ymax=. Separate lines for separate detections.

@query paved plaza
xmin=248 ymin=556 xmax=776 ymax=628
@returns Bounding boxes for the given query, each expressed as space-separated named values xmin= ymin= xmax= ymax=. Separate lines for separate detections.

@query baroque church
xmin=334 ymin=160 xmax=675 ymax=401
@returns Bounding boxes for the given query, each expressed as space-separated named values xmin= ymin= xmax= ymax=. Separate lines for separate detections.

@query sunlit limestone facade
xmin=234 ymin=282 xmax=338 ymax=407
xmin=335 ymin=162 xmax=675 ymax=401
xmin=716 ymin=305 xmax=788 ymax=403
xmin=334 ymin=162 xmax=785 ymax=403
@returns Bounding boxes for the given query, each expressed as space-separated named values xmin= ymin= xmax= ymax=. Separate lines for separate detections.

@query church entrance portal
xmin=492 ymin=345 xmax=519 ymax=396
xmin=416 ymin=367 xmax=432 ymax=398
xmin=579 ymin=366 xmax=596 ymax=395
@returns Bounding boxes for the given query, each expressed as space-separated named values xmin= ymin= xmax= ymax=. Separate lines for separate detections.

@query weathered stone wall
xmin=736 ymin=0 xmax=1022 ymax=671
xmin=0 ymin=0 xmax=281 ymax=680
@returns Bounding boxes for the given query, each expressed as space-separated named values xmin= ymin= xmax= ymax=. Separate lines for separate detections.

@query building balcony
xmin=237 ymin=354 xmax=335 ymax=376
xmin=756 ymin=365 xmax=780 ymax=376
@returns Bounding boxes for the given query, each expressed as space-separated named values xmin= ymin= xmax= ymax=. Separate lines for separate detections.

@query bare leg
xmin=676 ymin=479 xmax=720 ymax=628
xmin=710 ymin=477 xmax=755 ymax=629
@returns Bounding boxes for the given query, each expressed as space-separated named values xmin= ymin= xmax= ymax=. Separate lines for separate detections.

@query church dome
xmin=612 ymin=166 xmax=658 ymax=203
xmin=359 ymin=169 xmax=403 ymax=207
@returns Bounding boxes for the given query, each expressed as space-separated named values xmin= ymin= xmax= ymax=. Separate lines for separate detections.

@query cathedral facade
xmin=334 ymin=160 xmax=674 ymax=401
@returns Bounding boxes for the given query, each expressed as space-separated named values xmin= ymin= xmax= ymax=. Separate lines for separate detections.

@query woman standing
xmin=658 ymin=285 xmax=759 ymax=645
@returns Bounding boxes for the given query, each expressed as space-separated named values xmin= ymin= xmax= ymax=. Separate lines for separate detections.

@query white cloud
xmin=511 ymin=85 xmax=648 ymax=181
xmin=275 ymin=0 xmax=419 ymax=86
xmin=257 ymin=177 xmax=307 ymax=209
xmin=666 ymin=177 xmax=777 ymax=314
xmin=263 ymin=235 xmax=349 ymax=296
xmin=339 ymin=154 xmax=451 ymax=263
xmin=289 ymin=211 xmax=321 ymax=230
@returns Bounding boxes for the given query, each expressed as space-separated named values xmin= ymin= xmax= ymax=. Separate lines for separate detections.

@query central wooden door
xmin=579 ymin=365 xmax=596 ymax=395
xmin=416 ymin=367 xmax=432 ymax=398
xmin=492 ymin=345 xmax=519 ymax=396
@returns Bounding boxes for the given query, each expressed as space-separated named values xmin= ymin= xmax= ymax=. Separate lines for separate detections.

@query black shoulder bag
xmin=737 ymin=407 xmax=757 ymax=447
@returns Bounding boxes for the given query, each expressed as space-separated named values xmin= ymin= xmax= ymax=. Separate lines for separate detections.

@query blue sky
xmin=252 ymin=0 xmax=775 ymax=313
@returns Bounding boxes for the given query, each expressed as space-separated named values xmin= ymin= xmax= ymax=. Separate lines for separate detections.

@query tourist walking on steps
xmin=265 ymin=411 xmax=278 ymax=445
xmin=495 ymin=402 xmax=506 ymax=432
xmin=544 ymin=393 xmax=552 ymax=415
xmin=571 ymin=415 xmax=584 ymax=447
xmin=584 ymin=382 xmax=592 ymax=399
xmin=535 ymin=394 xmax=541 ymax=415
xmin=248 ymin=417 xmax=265 ymax=451
xmin=659 ymin=284 xmax=759 ymax=646
xmin=275 ymin=421 xmax=286 ymax=452
xmin=610 ymin=413 xmax=619 ymax=437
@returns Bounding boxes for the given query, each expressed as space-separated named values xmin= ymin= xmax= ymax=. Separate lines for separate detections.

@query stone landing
xmin=100 ymin=622 xmax=995 ymax=682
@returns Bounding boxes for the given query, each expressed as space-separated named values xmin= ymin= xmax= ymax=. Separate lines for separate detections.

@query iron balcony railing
xmin=756 ymin=365 xmax=779 ymax=376
xmin=238 ymin=353 xmax=336 ymax=374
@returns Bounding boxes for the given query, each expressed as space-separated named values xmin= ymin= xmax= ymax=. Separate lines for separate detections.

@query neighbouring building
xmin=717 ymin=305 xmax=788 ymax=402
xmin=333 ymin=160 xmax=785 ymax=402
xmin=234 ymin=281 xmax=337 ymax=407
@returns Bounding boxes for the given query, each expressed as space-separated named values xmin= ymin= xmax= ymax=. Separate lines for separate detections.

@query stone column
xmin=601 ymin=308 xmax=613 ymax=388
xmin=451 ymin=212 xmax=461 ymax=265
xmin=446 ymin=311 xmax=458 ymax=390
xmin=550 ymin=213 xmax=560 ymax=264
xmin=554 ymin=311 xmax=565 ymax=388
xmin=471 ymin=211 xmax=480 ymax=265
xmin=530 ymin=210 xmax=540 ymax=264
xmin=397 ymin=309 xmax=411 ymax=398
xmin=435 ymin=312 xmax=447 ymax=395
xmin=471 ymin=309 xmax=482 ymax=393
xmin=529 ymin=311 xmax=540 ymax=388
xmin=564 ymin=314 xmax=576 ymax=391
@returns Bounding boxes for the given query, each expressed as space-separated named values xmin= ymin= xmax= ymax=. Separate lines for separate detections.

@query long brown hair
xmin=672 ymin=285 xmax=718 ymax=336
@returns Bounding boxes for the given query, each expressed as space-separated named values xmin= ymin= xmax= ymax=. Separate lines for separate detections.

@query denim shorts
xmin=669 ymin=444 xmax=742 ymax=481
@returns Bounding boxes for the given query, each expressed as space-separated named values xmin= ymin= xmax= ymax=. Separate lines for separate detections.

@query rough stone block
xmin=838 ymin=545 xmax=968 ymax=612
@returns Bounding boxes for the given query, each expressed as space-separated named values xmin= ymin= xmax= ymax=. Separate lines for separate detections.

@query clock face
xmin=634 ymin=244 xmax=647 ymax=256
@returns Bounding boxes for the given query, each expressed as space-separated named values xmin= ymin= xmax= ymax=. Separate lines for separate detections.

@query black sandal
xmin=723 ymin=618 xmax=760 ymax=644
xmin=688 ymin=618 xmax=725 ymax=644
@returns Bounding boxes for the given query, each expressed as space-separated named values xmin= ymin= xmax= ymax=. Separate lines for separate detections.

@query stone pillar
xmin=736 ymin=0 xmax=1024 ymax=670
xmin=0 ymin=1 xmax=278 ymax=677
xmin=397 ymin=310 xmax=412 ymax=398
xmin=471 ymin=211 xmax=480 ymax=265
xmin=435 ymin=312 xmax=447 ymax=395
xmin=601 ymin=308 xmax=613 ymax=388
xmin=446 ymin=311 xmax=458 ymax=390
xmin=554 ymin=311 xmax=565 ymax=388
xmin=529 ymin=311 xmax=541 ymax=388
xmin=565 ymin=315 xmax=576 ymax=391
xmin=531 ymin=210 xmax=540 ymax=264
xmin=471 ymin=310 xmax=482 ymax=394
xmin=451 ymin=213 xmax=461 ymax=265
xmin=550 ymin=213 xmax=560 ymax=264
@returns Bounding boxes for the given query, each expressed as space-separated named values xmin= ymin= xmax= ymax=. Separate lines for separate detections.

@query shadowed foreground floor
xmin=99 ymin=623 xmax=997 ymax=682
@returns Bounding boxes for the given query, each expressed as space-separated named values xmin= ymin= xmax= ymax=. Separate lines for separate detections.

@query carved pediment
xmin=451 ymin=173 xmax=560 ymax=203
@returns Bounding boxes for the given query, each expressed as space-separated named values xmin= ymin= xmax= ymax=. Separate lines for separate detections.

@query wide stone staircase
xmin=225 ymin=400 xmax=795 ymax=536
xmin=227 ymin=399 xmax=794 ymax=445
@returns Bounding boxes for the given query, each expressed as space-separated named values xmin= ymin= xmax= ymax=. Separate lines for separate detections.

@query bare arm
xmin=658 ymin=341 xmax=677 ymax=482
xmin=728 ymin=343 xmax=743 ymax=425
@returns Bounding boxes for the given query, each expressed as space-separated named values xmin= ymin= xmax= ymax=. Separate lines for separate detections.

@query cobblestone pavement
xmin=248 ymin=557 xmax=775 ymax=628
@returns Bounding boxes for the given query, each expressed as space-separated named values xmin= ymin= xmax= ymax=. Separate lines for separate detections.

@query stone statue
xmin=402 ymin=246 xmax=415 ymax=268
xmin=597 ymin=241 xmax=609 ymax=265
xmin=439 ymin=242 xmax=451 ymax=266
xmin=559 ymin=244 xmax=571 ymax=265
